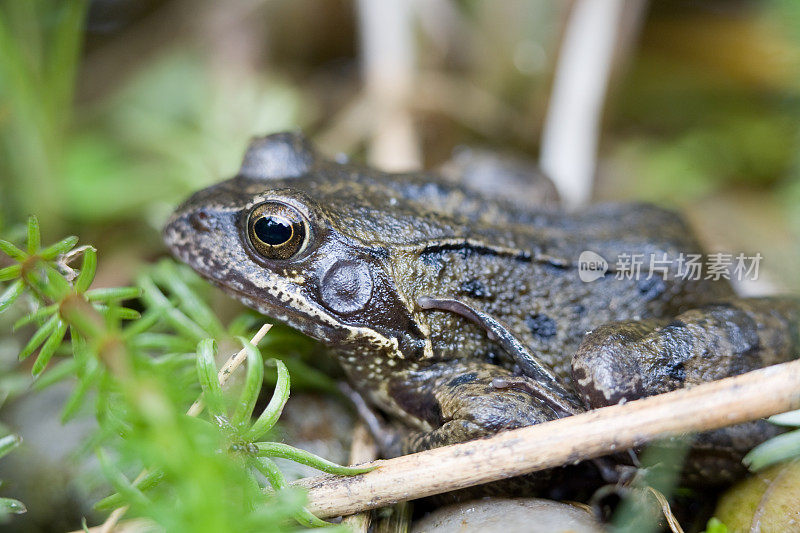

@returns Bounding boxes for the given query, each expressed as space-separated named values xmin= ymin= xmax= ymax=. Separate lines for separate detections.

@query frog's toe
xmin=570 ymin=320 xmax=666 ymax=408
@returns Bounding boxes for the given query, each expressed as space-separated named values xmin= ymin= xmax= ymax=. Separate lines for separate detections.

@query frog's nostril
xmin=189 ymin=210 xmax=213 ymax=233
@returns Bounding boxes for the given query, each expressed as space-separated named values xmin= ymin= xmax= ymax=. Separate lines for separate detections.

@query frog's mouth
xmin=213 ymin=275 xmax=351 ymax=345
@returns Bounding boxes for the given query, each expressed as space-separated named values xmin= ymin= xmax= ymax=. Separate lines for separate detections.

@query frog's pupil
xmin=254 ymin=216 xmax=292 ymax=245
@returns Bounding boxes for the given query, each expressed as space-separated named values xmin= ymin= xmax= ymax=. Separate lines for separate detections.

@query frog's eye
xmin=246 ymin=202 xmax=308 ymax=260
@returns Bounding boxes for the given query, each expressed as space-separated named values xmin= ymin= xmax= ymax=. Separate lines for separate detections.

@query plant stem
xmin=296 ymin=359 xmax=800 ymax=518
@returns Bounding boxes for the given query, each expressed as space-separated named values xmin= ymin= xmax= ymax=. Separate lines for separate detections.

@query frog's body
xmin=165 ymin=132 xmax=798 ymax=485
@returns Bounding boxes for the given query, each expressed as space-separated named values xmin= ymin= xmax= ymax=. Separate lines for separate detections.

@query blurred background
xmin=1 ymin=0 xmax=800 ymax=530
xmin=1 ymin=0 xmax=799 ymax=291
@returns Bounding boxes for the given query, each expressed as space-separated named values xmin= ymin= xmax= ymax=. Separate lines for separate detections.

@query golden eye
xmin=246 ymin=202 xmax=308 ymax=260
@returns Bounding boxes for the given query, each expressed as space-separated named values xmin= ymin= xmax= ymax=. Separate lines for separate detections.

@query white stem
xmin=357 ymin=0 xmax=421 ymax=170
xmin=540 ymin=0 xmax=626 ymax=208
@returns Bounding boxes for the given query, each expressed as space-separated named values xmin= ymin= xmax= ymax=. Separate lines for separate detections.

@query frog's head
xmin=164 ymin=132 xmax=430 ymax=365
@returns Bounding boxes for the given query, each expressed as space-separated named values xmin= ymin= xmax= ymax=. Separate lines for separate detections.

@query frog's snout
xmin=187 ymin=209 xmax=214 ymax=233
xmin=162 ymin=202 xmax=226 ymax=265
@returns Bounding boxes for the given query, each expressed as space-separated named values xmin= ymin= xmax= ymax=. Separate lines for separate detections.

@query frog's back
xmin=200 ymin=132 xmax=734 ymax=378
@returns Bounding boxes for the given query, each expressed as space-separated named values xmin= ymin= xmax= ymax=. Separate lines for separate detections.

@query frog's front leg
xmin=383 ymin=361 xmax=583 ymax=456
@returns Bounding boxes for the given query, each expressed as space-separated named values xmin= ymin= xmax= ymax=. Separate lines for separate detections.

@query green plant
xmin=0 ymin=216 xmax=369 ymax=531
xmin=703 ymin=517 xmax=729 ymax=533
xmin=0 ymin=432 xmax=24 ymax=519
xmin=743 ymin=409 xmax=800 ymax=471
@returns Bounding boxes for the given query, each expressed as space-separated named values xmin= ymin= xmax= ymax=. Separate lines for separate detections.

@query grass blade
xmin=86 ymin=287 xmax=142 ymax=303
xmin=32 ymin=319 xmax=68 ymax=377
xmin=0 ymin=264 xmax=21 ymax=282
xmin=0 ymin=240 xmax=26 ymax=260
xmin=254 ymin=442 xmax=374 ymax=475
xmin=231 ymin=338 xmax=264 ymax=428
xmin=744 ymin=428 xmax=800 ymax=471
xmin=0 ymin=279 xmax=25 ymax=313
xmin=251 ymin=457 xmax=329 ymax=528
xmin=26 ymin=216 xmax=40 ymax=254
xmin=196 ymin=339 xmax=224 ymax=416
xmin=0 ymin=434 xmax=22 ymax=458
xmin=245 ymin=359 xmax=290 ymax=441
xmin=39 ymin=235 xmax=78 ymax=260
xmin=153 ymin=261 xmax=224 ymax=337
xmin=13 ymin=303 xmax=57 ymax=330
xmin=0 ymin=497 xmax=26 ymax=514
xmin=138 ymin=275 xmax=208 ymax=342
xmin=74 ymin=247 xmax=96 ymax=293
xmin=18 ymin=313 xmax=58 ymax=360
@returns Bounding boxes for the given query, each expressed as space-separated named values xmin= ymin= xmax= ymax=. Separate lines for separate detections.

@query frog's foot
xmin=571 ymin=297 xmax=799 ymax=408
xmin=571 ymin=297 xmax=799 ymax=484
xmin=418 ymin=296 xmax=582 ymax=416
xmin=387 ymin=361 xmax=582 ymax=454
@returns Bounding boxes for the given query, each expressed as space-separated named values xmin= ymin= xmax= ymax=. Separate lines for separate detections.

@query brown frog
xmin=164 ymin=132 xmax=798 ymax=485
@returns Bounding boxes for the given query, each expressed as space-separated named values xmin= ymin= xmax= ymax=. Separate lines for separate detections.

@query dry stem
xmin=296 ymin=359 xmax=800 ymax=518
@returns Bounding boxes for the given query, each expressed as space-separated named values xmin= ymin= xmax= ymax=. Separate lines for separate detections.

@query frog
xmin=164 ymin=131 xmax=799 ymax=486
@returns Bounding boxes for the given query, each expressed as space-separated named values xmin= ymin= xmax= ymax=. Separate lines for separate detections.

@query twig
xmin=96 ymin=324 xmax=272 ymax=532
xmin=539 ymin=0 xmax=627 ymax=207
xmin=295 ymin=359 xmax=800 ymax=518
xmin=340 ymin=424 xmax=379 ymax=533
xmin=648 ymin=487 xmax=685 ymax=533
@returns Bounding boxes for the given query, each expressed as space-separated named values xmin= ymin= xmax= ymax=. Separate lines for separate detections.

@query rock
xmin=411 ymin=497 xmax=604 ymax=533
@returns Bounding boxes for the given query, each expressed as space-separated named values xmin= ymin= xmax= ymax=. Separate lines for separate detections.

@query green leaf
xmin=768 ymin=409 xmax=800 ymax=427
xmin=138 ymin=275 xmax=208 ymax=342
xmin=86 ymin=287 xmax=142 ymax=303
xmin=152 ymin=261 xmax=224 ymax=337
xmin=121 ymin=308 xmax=164 ymax=339
xmin=26 ymin=264 xmax=71 ymax=301
xmin=254 ymin=442 xmax=374 ymax=475
xmin=19 ymin=313 xmax=58 ymax=360
xmin=95 ymin=469 xmax=165 ymax=511
xmin=26 ymin=216 xmax=40 ymax=254
xmin=231 ymin=338 xmax=264 ymax=428
xmin=0 ymin=279 xmax=25 ymax=313
xmin=0 ymin=497 xmax=26 ymax=514
xmin=96 ymin=448 xmax=150 ymax=509
xmin=13 ymin=303 xmax=57 ymax=330
xmin=32 ymin=319 xmax=68 ymax=377
xmin=0 ymin=434 xmax=22 ymax=458
xmin=704 ymin=517 xmax=729 ymax=533
xmin=744 ymin=428 xmax=800 ymax=471
xmin=251 ymin=457 xmax=329 ymax=528
xmin=130 ymin=332 xmax=195 ymax=353
xmin=196 ymin=339 xmax=224 ymax=416
xmin=0 ymin=264 xmax=21 ymax=282
xmin=245 ymin=359 xmax=290 ymax=441
xmin=32 ymin=358 xmax=78 ymax=391
xmin=93 ymin=304 xmax=140 ymax=321
xmin=61 ymin=365 xmax=101 ymax=422
xmin=0 ymin=239 xmax=26 ymax=260
xmin=74 ymin=247 xmax=96 ymax=293
xmin=39 ymin=235 xmax=78 ymax=260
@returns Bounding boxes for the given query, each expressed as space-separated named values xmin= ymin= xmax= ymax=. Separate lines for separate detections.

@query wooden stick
xmin=296 ymin=359 xmax=800 ymax=518
xmin=340 ymin=424 xmax=379 ymax=533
